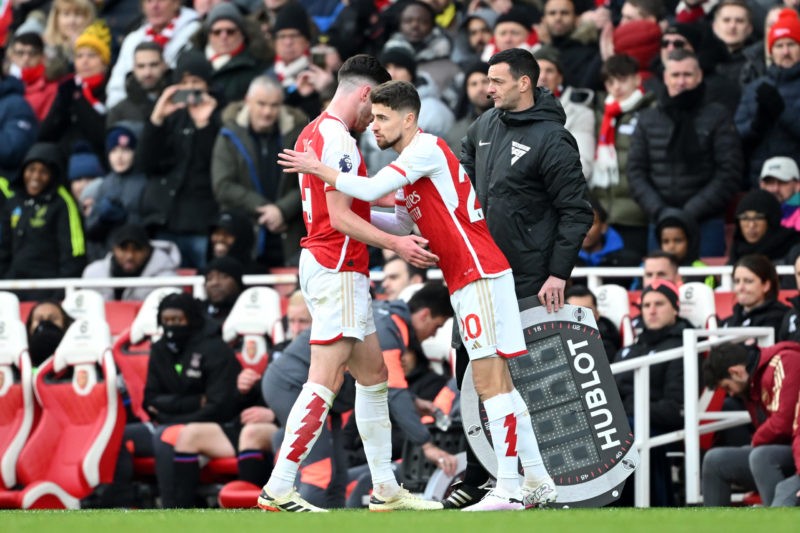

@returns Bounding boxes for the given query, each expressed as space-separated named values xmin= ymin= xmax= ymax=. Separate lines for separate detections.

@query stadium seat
xmin=596 ymin=284 xmax=635 ymax=346
xmin=713 ymin=292 xmax=737 ymax=321
xmin=62 ymin=289 xmax=107 ymax=322
xmin=104 ymin=301 xmax=143 ymax=338
xmin=0 ymin=292 xmax=21 ymax=321
xmin=0 ymin=319 xmax=124 ymax=509
xmin=0 ymin=320 xmax=37 ymax=491
xmin=222 ymin=287 xmax=284 ymax=375
xmin=679 ymin=282 xmax=719 ymax=329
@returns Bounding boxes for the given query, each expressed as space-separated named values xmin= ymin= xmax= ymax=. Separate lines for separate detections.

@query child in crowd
xmin=85 ymin=124 xmax=146 ymax=250
xmin=655 ymin=208 xmax=715 ymax=288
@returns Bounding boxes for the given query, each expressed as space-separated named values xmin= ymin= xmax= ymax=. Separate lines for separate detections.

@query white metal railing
xmin=0 ymin=264 xmax=791 ymax=295
xmin=609 ymin=327 xmax=774 ymax=507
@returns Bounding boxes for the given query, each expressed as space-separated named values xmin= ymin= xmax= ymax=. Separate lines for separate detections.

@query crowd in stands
xmin=2 ymin=0 xmax=800 ymax=512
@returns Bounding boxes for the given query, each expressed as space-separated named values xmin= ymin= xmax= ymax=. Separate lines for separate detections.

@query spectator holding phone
xmin=139 ymin=50 xmax=220 ymax=269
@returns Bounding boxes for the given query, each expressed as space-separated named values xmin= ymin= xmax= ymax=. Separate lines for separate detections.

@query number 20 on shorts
xmin=460 ymin=313 xmax=482 ymax=342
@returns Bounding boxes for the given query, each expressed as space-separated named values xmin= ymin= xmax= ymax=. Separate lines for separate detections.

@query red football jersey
xmin=298 ymin=112 xmax=371 ymax=273
xmin=387 ymin=132 xmax=511 ymax=293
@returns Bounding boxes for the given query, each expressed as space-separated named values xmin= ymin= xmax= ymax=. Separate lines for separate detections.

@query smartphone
xmin=311 ymin=51 xmax=326 ymax=69
xmin=172 ymin=89 xmax=203 ymax=104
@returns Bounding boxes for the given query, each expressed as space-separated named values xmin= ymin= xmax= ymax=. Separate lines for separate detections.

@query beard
xmin=376 ymin=131 xmax=402 ymax=151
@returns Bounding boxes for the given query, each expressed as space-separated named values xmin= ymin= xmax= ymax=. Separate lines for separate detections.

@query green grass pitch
xmin=2 ymin=508 xmax=796 ymax=533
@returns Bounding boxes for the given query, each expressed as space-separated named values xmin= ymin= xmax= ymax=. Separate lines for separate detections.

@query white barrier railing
xmin=609 ymin=327 xmax=774 ymax=507
xmin=0 ymin=264 xmax=792 ymax=296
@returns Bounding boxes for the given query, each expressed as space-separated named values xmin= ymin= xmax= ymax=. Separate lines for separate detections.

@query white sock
xmin=266 ymin=382 xmax=334 ymax=497
xmin=355 ymin=381 xmax=399 ymax=498
xmin=510 ymin=388 xmax=551 ymax=483
xmin=483 ymin=392 xmax=521 ymax=496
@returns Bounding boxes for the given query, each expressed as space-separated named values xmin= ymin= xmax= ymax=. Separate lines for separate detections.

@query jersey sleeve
xmin=318 ymin=121 xmax=361 ymax=192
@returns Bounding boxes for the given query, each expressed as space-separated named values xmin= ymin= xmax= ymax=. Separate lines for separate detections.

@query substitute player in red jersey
xmin=258 ymin=57 xmax=441 ymax=513
xmin=279 ymin=80 xmax=557 ymax=511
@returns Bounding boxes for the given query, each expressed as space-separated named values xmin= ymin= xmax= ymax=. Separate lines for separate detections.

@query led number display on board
xmin=462 ymin=300 xmax=638 ymax=507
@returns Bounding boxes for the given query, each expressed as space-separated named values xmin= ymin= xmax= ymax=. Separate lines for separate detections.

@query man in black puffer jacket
xmin=628 ymin=48 xmax=742 ymax=258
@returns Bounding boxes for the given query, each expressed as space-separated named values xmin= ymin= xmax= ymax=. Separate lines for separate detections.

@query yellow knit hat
xmin=74 ymin=21 xmax=111 ymax=65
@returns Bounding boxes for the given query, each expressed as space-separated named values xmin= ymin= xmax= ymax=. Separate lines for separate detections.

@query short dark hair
xmin=338 ymin=54 xmax=391 ymax=86
xmin=134 ymin=41 xmax=164 ymax=57
xmin=384 ymin=254 xmax=427 ymax=283
xmin=11 ymin=32 xmax=44 ymax=53
xmin=601 ymin=54 xmax=639 ymax=82
xmin=703 ymin=342 xmax=750 ymax=389
xmin=407 ymin=282 xmax=454 ymax=318
xmin=625 ymin=0 xmax=666 ymax=21
xmin=488 ymin=48 xmax=540 ymax=86
xmin=370 ymin=80 xmax=421 ymax=117
xmin=565 ymin=284 xmax=597 ymax=307
xmin=645 ymin=249 xmax=680 ymax=269
xmin=733 ymin=254 xmax=779 ymax=301
xmin=666 ymin=48 xmax=699 ymax=64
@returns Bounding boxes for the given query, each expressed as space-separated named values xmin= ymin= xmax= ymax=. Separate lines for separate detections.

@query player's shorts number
xmin=461 ymin=313 xmax=482 ymax=340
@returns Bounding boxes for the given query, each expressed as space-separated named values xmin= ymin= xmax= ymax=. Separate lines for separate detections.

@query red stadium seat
xmin=0 ymin=319 xmax=124 ymax=509
xmin=0 ymin=320 xmax=37 ymax=491
xmin=105 ymin=301 xmax=143 ymax=338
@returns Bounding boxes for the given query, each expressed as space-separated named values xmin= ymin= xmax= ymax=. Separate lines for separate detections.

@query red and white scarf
xmin=480 ymin=30 xmax=540 ymax=62
xmin=675 ymin=0 xmax=718 ymax=23
xmin=145 ymin=18 xmax=177 ymax=48
xmin=76 ymin=73 xmax=106 ymax=114
xmin=206 ymin=42 xmax=245 ymax=70
xmin=272 ymin=55 xmax=309 ymax=87
xmin=593 ymin=88 xmax=643 ymax=188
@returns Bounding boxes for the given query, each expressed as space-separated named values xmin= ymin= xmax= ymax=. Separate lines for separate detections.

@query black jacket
xmin=107 ymin=70 xmax=170 ymax=127
xmin=627 ymin=87 xmax=742 ymax=223
xmin=139 ymin=108 xmax=221 ymax=234
xmin=723 ymin=299 xmax=790 ymax=337
xmin=0 ymin=143 xmax=86 ymax=280
xmin=39 ymin=75 xmax=108 ymax=164
xmin=143 ymin=321 xmax=240 ymax=425
xmin=614 ymin=320 xmax=692 ymax=430
xmin=461 ymin=87 xmax=593 ymax=297
xmin=778 ymin=295 xmax=800 ymax=343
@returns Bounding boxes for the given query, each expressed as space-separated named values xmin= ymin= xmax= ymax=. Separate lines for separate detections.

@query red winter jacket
xmin=747 ymin=341 xmax=800 ymax=473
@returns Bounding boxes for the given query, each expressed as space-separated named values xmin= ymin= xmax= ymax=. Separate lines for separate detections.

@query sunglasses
xmin=211 ymin=27 xmax=239 ymax=36
xmin=661 ymin=38 xmax=687 ymax=49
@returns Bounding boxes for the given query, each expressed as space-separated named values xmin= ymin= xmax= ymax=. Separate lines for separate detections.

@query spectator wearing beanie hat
xmin=202 ymin=255 xmax=244 ymax=322
xmin=729 ymin=189 xmax=800 ymax=264
xmin=451 ymin=8 xmax=497 ymax=68
xmin=40 ymin=20 xmax=111 ymax=163
xmin=140 ymin=48 xmax=220 ymax=270
xmin=266 ymin=2 xmax=332 ymax=120
xmin=480 ymin=6 xmax=539 ymax=63
xmin=106 ymin=0 xmax=200 ymax=109
xmin=613 ymin=276 xmax=691 ymax=506
xmin=200 ymin=2 xmax=265 ymax=103
xmin=359 ymin=46 xmax=454 ymax=173
xmin=735 ymin=8 xmax=800 ymax=188
xmin=82 ymin=222 xmax=181 ymax=301
xmin=67 ymin=144 xmax=104 ymax=211
xmin=85 ymin=123 xmax=148 ymax=248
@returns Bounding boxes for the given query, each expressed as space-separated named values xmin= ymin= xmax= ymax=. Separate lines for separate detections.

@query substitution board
xmin=461 ymin=299 xmax=638 ymax=507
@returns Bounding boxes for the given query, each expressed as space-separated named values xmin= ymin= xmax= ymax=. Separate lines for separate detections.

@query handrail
xmin=609 ymin=326 xmax=774 ymax=507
